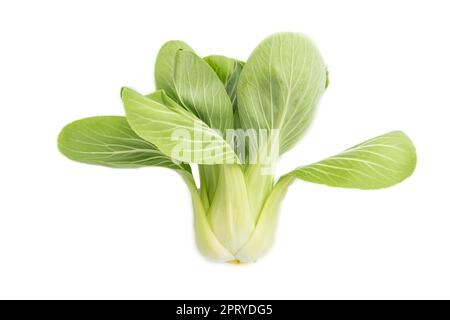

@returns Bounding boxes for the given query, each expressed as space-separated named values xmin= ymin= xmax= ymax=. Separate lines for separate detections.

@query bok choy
xmin=58 ymin=33 xmax=416 ymax=263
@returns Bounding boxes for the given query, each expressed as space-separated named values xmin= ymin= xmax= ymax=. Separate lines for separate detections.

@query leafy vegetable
xmin=58 ymin=32 xmax=417 ymax=263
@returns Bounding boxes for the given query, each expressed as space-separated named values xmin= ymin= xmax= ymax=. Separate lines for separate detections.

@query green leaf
xmin=237 ymin=32 xmax=327 ymax=154
xmin=204 ymin=55 xmax=244 ymax=128
xmin=57 ymin=116 xmax=189 ymax=171
xmin=204 ymin=55 xmax=244 ymax=106
xmin=287 ymin=131 xmax=417 ymax=189
xmin=204 ymin=55 xmax=237 ymax=84
xmin=121 ymin=87 xmax=239 ymax=164
xmin=174 ymin=51 xmax=233 ymax=133
xmin=154 ymin=40 xmax=193 ymax=101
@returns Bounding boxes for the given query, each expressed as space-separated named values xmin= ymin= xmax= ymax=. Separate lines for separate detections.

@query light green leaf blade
xmin=154 ymin=40 xmax=193 ymax=101
xmin=204 ymin=55 xmax=237 ymax=84
xmin=204 ymin=55 xmax=244 ymax=128
xmin=121 ymin=87 xmax=239 ymax=164
xmin=237 ymin=32 xmax=327 ymax=154
xmin=287 ymin=131 xmax=417 ymax=189
xmin=57 ymin=116 xmax=189 ymax=171
xmin=203 ymin=55 xmax=244 ymax=105
xmin=174 ymin=51 xmax=233 ymax=133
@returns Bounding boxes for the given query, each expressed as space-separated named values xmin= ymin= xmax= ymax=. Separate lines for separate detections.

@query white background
xmin=0 ymin=0 xmax=449 ymax=299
